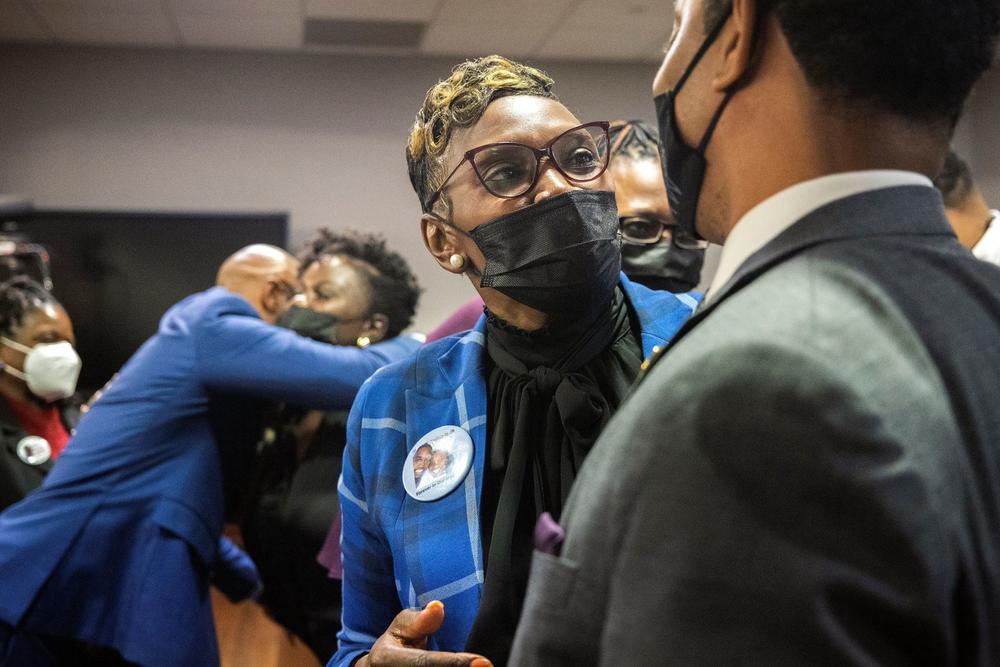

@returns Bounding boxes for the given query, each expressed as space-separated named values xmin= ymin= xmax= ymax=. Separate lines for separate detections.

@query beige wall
xmin=961 ymin=68 xmax=1000 ymax=207
xmin=1 ymin=43 xmax=990 ymax=331
xmin=0 ymin=44 xmax=691 ymax=332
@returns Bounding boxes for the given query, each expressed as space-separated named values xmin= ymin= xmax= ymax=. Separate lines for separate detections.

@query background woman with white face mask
xmin=0 ymin=277 xmax=82 ymax=511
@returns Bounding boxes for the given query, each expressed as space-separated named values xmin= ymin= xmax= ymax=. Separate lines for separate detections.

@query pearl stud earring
xmin=449 ymin=254 xmax=466 ymax=270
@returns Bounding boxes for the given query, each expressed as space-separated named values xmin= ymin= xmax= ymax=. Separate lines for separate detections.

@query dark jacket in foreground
xmin=510 ymin=185 xmax=1000 ymax=665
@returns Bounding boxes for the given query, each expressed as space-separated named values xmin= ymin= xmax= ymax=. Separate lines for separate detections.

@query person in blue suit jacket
xmin=333 ymin=56 xmax=699 ymax=667
xmin=0 ymin=244 xmax=420 ymax=667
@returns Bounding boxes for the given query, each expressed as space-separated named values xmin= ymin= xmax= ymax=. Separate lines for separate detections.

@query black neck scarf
xmin=465 ymin=288 xmax=642 ymax=665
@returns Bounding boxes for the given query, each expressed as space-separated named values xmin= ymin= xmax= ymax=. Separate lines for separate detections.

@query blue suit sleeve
xmin=194 ymin=309 xmax=418 ymax=410
xmin=331 ymin=385 xmax=404 ymax=667
xmin=212 ymin=536 xmax=261 ymax=603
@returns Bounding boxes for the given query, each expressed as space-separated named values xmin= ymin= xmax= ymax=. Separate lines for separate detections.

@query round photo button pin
xmin=403 ymin=425 xmax=474 ymax=502
xmin=16 ymin=436 xmax=51 ymax=466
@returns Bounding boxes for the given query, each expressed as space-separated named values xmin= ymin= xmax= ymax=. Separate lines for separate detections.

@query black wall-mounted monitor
xmin=7 ymin=210 xmax=288 ymax=392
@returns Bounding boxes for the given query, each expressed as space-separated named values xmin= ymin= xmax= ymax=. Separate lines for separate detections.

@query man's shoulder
xmin=650 ymin=253 xmax=940 ymax=394
xmin=153 ymin=287 xmax=242 ymax=328
xmin=798 ymin=233 xmax=1000 ymax=363
xmin=156 ymin=288 xmax=260 ymax=346
xmin=610 ymin=252 xmax=960 ymax=491
xmin=167 ymin=287 xmax=257 ymax=322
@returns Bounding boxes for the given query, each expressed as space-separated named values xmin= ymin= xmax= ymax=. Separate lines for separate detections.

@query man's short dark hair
xmin=934 ymin=150 xmax=977 ymax=209
xmin=704 ymin=0 xmax=1000 ymax=124
xmin=299 ymin=229 xmax=421 ymax=338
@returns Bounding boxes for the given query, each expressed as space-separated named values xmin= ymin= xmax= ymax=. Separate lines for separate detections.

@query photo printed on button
xmin=16 ymin=435 xmax=51 ymax=466
xmin=403 ymin=425 xmax=474 ymax=502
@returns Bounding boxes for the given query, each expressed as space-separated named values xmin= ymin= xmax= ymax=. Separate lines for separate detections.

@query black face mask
xmin=621 ymin=238 xmax=705 ymax=293
xmin=655 ymin=9 xmax=735 ymax=240
xmin=457 ymin=190 xmax=622 ymax=319
xmin=276 ymin=305 xmax=340 ymax=343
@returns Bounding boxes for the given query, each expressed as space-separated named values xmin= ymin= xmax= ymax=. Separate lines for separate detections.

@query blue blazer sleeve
xmin=212 ymin=536 xmax=261 ymax=603
xmin=194 ymin=306 xmax=418 ymax=410
xmin=331 ymin=383 xmax=404 ymax=667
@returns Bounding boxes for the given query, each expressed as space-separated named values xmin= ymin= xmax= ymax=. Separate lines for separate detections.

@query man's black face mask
xmin=655 ymin=8 xmax=736 ymax=241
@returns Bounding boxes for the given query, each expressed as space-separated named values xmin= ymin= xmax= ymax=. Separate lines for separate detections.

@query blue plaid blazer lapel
xmin=400 ymin=323 xmax=489 ymax=612
xmin=619 ymin=273 xmax=702 ymax=358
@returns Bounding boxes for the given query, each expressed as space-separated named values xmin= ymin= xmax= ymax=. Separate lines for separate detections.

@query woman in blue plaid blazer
xmin=333 ymin=56 xmax=699 ymax=667
xmin=335 ymin=275 xmax=696 ymax=666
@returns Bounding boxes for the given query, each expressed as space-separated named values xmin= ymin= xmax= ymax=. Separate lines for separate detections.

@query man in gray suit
xmin=510 ymin=0 xmax=1000 ymax=665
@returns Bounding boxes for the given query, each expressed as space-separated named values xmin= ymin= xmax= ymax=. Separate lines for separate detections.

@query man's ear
xmin=713 ymin=0 xmax=760 ymax=91
xmin=421 ymin=214 xmax=466 ymax=274
xmin=259 ymin=280 xmax=284 ymax=323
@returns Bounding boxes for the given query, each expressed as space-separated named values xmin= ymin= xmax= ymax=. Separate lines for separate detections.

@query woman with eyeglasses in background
xmin=332 ymin=56 xmax=699 ymax=667
xmin=610 ymin=119 xmax=709 ymax=293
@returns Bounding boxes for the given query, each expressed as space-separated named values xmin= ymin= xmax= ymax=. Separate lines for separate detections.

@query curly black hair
xmin=933 ymin=150 xmax=976 ymax=209
xmin=0 ymin=276 xmax=60 ymax=338
xmin=609 ymin=119 xmax=661 ymax=163
xmin=298 ymin=229 xmax=421 ymax=338
xmin=704 ymin=0 xmax=1000 ymax=124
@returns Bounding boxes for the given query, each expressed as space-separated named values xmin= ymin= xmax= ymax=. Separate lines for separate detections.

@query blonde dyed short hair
xmin=406 ymin=55 xmax=557 ymax=213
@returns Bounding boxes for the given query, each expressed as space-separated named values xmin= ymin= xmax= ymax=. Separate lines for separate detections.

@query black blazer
xmin=0 ymin=397 xmax=80 ymax=512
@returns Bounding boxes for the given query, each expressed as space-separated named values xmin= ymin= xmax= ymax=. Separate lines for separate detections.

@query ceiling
xmin=0 ymin=0 xmax=673 ymax=63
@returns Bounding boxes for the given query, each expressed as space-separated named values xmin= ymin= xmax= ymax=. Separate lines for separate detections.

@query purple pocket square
xmin=534 ymin=512 xmax=565 ymax=556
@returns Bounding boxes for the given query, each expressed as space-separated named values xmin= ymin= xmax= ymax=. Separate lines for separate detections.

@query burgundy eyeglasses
xmin=424 ymin=121 xmax=611 ymax=211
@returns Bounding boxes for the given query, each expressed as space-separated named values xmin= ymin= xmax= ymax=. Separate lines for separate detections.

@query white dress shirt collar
xmin=705 ymin=170 xmax=934 ymax=301
xmin=972 ymin=210 xmax=1000 ymax=267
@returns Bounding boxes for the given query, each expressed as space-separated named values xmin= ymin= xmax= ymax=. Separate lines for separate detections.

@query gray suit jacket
xmin=509 ymin=186 xmax=1000 ymax=665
